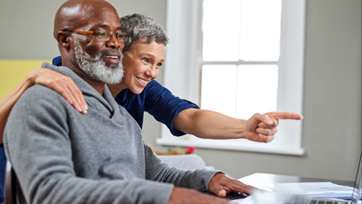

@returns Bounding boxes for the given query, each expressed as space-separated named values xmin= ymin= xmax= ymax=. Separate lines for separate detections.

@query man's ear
xmin=56 ymin=31 xmax=71 ymax=49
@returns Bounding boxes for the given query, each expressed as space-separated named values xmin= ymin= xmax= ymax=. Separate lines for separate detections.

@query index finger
xmin=266 ymin=112 xmax=303 ymax=120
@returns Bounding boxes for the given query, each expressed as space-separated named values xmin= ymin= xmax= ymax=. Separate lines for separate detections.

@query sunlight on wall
xmin=0 ymin=60 xmax=51 ymax=99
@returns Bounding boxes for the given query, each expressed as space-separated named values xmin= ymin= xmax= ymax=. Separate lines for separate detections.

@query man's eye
xmin=116 ymin=32 xmax=124 ymax=37
xmin=96 ymin=31 xmax=108 ymax=37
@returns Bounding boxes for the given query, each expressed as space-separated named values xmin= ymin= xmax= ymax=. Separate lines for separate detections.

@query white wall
xmin=0 ymin=0 xmax=361 ymax=181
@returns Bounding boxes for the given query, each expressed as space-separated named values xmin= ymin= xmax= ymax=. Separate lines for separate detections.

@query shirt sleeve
xmin=144 ymin=80 xmax=200 ymax=136
xmin=144 ymin=143 xmax=221 ymax=192
xmin=52 ymin=56 xmax=62 ymax=66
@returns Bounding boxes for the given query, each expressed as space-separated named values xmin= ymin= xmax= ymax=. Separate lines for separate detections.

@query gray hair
xmin=120 ymin=13 xmax=169 ymax=52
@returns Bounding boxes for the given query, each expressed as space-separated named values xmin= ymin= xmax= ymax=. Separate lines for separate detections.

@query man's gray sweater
xmin=4 ymin=63 xmax=217 ymax=204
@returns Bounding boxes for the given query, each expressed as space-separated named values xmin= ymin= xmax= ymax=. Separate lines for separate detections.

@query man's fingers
xmin=217 ymin=189 xmax=227 ymax=197
xmin=231 ymin=182 xmax=257 ymax=195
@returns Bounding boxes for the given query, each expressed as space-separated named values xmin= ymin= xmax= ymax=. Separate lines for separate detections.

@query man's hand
xmin=208 ymin=173 xmax=255 ymax=197
xmin=29 ymin=68 xmax=88 ymax=114
xmin=244 ymin=112 xmax=303 ymax=143
xmin=168 ymin=187 xmax=235 ymax=204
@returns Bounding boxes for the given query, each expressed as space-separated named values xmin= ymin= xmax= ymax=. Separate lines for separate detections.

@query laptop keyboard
xmin=306 ymin=201 xmax=348 ymax=204
xmin=284 ymin=195 xmax=349 ymax=204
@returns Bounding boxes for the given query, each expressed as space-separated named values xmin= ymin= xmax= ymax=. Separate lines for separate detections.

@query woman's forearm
xmin=173 ymin=108 xmax=248 ymax=139
xmin=0 ymin=73 xmax=35 ymax=143
xmin=173 ymin=108 xmax=302 ymax=143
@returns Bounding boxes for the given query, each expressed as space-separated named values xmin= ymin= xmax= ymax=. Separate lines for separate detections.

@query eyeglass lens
xmin=94 ymin=31 xmax=128 ymax=42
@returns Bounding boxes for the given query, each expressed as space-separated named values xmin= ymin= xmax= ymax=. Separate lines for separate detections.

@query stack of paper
xmin=272 ymin=182 xmax=354 ymax=199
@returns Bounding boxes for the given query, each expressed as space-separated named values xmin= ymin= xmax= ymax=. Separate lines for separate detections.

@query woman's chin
xmin=131 ymin=88 xmax=144 ymax=94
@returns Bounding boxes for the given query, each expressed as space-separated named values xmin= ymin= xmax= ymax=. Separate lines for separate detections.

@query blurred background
xmin=0 ymin=0 xmax=361 ymax=181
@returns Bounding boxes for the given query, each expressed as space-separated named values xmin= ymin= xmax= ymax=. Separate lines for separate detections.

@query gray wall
xmin=144 ymin=0 xmax=362 ymax=182
xmin=0 ymin=0 xmax=361 ymax=182
xmin=0 ymin=0 xmax=167 ymax=59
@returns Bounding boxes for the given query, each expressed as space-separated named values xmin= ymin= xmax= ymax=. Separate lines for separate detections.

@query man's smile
xmin=103 ymin=54 xmax=120 ymax=64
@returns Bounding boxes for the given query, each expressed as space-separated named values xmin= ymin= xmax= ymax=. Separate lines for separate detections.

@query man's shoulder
xmin=23 ymin=84 xmax=63 ymax=99
xmin=18 ymin=84 xmax=69 ymax=109
xmin=6 ymin=84 xmax=71 ymax=133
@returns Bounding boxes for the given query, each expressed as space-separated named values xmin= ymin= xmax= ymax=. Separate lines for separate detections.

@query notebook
xmin=233 ymin=151 xmax=362 ymax=204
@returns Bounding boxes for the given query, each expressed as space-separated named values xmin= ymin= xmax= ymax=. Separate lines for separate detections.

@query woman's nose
xmin=145 ymin=66 xmax=158 ymax=79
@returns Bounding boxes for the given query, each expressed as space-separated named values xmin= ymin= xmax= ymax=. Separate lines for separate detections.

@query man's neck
xmin=82 ymin=77 xmax=105 ymax=96
xmin=107 ymin=83 xmax=127 ymax=98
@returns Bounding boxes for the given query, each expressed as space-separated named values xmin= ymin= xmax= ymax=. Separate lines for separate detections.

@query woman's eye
xmin=142 ymin=58 xmax=149 ymax=63
xmin=156 ymin=63 xmax=163 ymax=67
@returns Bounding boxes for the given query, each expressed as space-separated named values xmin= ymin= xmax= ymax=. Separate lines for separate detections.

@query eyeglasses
xmin=65 ymin=30 xmax=130 ymax=43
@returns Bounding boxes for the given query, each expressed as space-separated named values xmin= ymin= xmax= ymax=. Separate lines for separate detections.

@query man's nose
xmin=106 ymin=35 xmax=124 ymax=50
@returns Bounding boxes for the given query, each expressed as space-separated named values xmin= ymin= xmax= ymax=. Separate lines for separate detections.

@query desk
xmin=221 ymin=173 xmax=355 ymax=200
xmin=239 ymin=173 xmax=354 ymax=187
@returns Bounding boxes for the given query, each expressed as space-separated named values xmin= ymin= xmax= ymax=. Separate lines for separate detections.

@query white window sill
xmin=156 ymin=136 xmax=305 ymax=156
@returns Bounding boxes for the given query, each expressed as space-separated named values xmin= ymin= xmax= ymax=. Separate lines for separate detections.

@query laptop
xmin=231 ymin=151 xmax=362 ymax=204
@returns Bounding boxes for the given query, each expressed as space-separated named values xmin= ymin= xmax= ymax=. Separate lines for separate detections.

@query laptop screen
xmin=351 ymin=151 xmax=362 ymax=203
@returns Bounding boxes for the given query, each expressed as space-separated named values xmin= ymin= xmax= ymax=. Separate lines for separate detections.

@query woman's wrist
xmin=26 ymin=68 xmax=40 ymax=86
xmin=238 ymin=119 xmax=248 ymax=139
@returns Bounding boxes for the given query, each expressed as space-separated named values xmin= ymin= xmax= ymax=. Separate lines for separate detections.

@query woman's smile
xmin=121 ymin=40 xmax=165 ymax=94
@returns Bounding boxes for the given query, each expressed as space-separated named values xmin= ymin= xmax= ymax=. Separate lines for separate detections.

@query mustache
xmin=100 ymin=49 xmax=123 ymax=57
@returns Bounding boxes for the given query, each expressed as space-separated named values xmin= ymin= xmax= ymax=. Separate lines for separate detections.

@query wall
xmin=143 ymin=0 xmax=362 ymax=182
xmin=0 ymin=0 xmax=166 ymax=96
xmin=0 ymin=0 xmax=361 ymax=182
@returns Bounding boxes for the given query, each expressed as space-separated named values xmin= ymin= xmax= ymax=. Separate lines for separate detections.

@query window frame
xmin=156 ymin=0 xmax=306 ymax=156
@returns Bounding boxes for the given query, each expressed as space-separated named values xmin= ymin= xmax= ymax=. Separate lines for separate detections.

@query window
xmin=157 ymin=0 xmax=305 ymax=155
xmin=201 ymin=0 xmax=280 ymax=119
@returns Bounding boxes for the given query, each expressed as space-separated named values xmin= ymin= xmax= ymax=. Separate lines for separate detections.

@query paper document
xmin=273 ymin=182 xmax=354 ymax=199
xmin=238 ymin=177 xmax=354 ymax=200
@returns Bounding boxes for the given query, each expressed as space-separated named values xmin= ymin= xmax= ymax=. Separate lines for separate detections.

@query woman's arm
xmin=173 ymin=108 xmax=303 ymax=143
xmin=141 ymin=80 xmax=302 ymax=142
xmin=0 ymin=68 xmax=87 ymax=142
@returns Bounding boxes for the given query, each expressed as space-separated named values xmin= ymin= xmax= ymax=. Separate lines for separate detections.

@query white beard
xmin=74 ymin=39 xmax=124 ymax=84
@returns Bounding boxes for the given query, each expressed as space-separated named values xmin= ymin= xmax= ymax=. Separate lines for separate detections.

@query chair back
xmin=4 ymin=161 xmax=18 ymax=204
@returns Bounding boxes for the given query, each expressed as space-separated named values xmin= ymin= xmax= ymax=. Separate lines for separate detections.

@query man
xmin=4 ymin=0 xmax=254 ymax=203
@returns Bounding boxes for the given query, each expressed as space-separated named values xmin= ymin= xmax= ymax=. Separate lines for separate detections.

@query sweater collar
xmin=41 ymin=62 xmax=118 ymax=115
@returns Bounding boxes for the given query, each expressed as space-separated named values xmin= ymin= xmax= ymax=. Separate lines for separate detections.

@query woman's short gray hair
xmin=120 ymin=13 xmax=169 ymax=52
